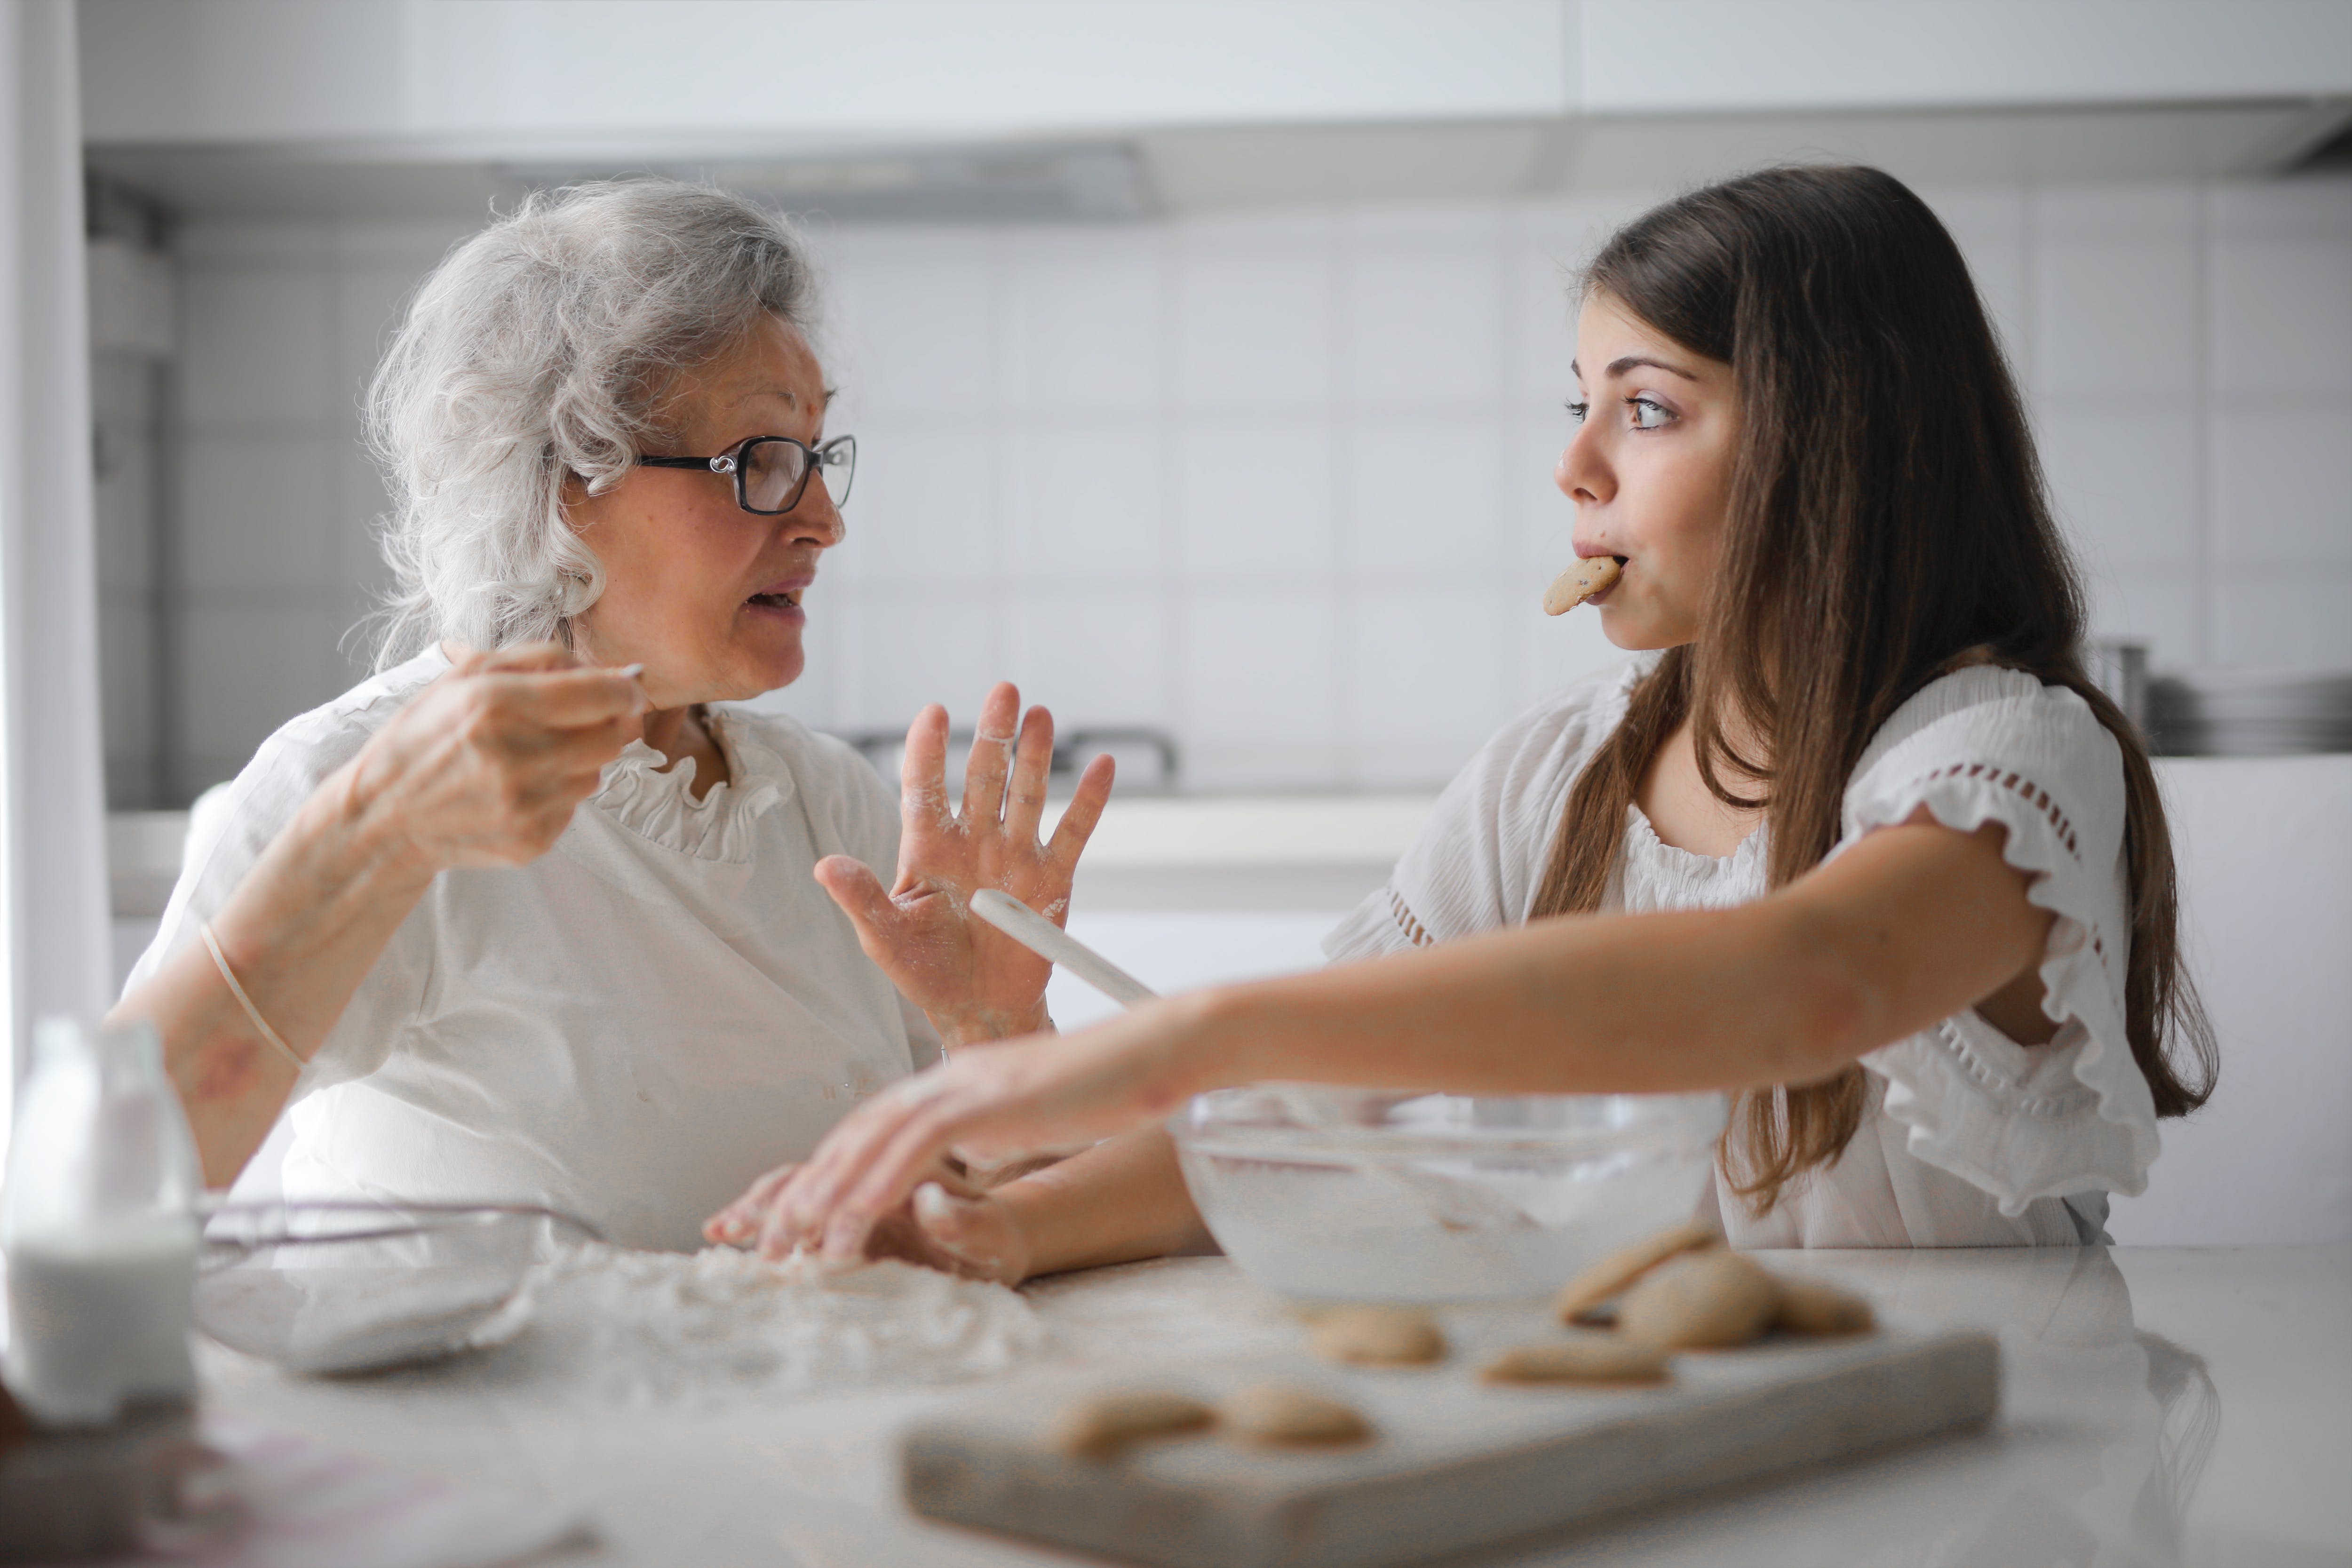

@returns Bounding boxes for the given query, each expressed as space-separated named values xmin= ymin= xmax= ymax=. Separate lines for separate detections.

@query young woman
xmin=709 ymin=165 xmax=2217 ymax=1270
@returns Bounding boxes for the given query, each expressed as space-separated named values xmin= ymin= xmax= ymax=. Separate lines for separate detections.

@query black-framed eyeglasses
xmin=637 ymin=434 xmax=856 ymax=516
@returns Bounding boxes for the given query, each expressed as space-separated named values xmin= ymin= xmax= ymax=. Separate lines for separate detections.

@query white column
xmin=0 ymin=0 xmax=114 ymax=1135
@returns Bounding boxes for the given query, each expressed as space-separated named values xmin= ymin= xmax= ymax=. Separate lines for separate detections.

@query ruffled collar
xmin=592 ymin=707 xmax=793 ymax=862
xmin=1622 ymin=803 xmax=1768 ymax=889
xmin=1616 ymin=808 xmax=1766 ymax=916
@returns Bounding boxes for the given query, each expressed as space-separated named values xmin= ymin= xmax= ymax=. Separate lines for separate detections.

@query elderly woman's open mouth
xmin=747 ymin=576 xmax=811 ymax=620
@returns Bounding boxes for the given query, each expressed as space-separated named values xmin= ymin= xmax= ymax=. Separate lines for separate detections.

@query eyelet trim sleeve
xmin=1836 ymin=667 xmax=2160 ymax=1212
xmin=1322 ymin=659 xmax=1654 ymax=965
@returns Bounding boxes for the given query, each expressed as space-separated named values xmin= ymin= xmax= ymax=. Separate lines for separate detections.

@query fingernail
xmin=823 ymin=1215 xmax=863 ymax=1256
xmin=619 ymin=662 xmax=644 ymax=678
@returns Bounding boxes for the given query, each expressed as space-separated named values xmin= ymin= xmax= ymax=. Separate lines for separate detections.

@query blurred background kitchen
xmin=34 ymin=1 xmax=2352 ymax=1244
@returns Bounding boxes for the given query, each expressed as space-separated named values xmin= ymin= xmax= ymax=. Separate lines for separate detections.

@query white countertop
xmin=198 ymin=1244 xmax=2351 ymax=1568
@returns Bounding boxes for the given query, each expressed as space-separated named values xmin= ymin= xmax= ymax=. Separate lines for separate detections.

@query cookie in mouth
xmin=1542 ymin=556 xmax=1624 ymax=616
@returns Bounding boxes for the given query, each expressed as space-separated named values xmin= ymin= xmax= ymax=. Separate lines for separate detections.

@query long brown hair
xmin=1529 ymin=167 xmax=2215 ymax=1212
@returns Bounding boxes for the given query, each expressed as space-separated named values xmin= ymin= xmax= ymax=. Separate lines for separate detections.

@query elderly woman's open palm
xmin=814 ymin=681 xmax=1113 ymax=1045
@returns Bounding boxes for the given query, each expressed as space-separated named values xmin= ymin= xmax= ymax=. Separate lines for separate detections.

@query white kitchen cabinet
xmin=2108 ymin=756 xmax=2352 ymax=1245
xmin=80 ymin=1 xmax=2352 ymax=154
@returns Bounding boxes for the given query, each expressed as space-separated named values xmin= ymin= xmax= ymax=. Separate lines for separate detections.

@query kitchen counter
xmin=197 ymin=1244 xmax=2350 ymax=1568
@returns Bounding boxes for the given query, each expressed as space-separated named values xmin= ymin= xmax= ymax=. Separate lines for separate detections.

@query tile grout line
xmin=2193 ymin=183 xmax=2216 ymax=668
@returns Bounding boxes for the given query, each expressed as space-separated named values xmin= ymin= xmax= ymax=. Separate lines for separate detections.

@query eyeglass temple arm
xmin=635 ymin=454 xmax=732 ymax=471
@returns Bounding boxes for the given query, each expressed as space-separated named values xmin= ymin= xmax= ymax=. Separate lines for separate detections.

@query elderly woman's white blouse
xmin=127 ymin=648 xmax=939 ymax=1251
xmin=1324 ymin=656 xmax=2158 ymax=1248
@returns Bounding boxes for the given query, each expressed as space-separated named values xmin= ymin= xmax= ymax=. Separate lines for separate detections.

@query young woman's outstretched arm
xmin=743 ymin=812 xmax=2053 ymax=1260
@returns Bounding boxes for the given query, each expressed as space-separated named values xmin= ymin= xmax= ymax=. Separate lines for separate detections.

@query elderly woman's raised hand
xmin=345 ymin=643 xmax=649 ymax=871
xmin=814 ymin=682 xmax=1113 ymax=1045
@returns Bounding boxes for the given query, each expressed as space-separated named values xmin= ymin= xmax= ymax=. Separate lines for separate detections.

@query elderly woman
xmin=111 ymin=180 xmax=1114 ymax=1252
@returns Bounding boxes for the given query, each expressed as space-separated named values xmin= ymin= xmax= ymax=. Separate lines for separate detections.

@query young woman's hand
xmin=814 ymin=682 xmax=1114 ymax=1044
xmin=340 ymin=642 xmax=648 ymax=873
xmin=704 ymin=1154 xmax=1033 ymax=1282
xmin=724 ymin=1003 xmax=1213 ymax=1261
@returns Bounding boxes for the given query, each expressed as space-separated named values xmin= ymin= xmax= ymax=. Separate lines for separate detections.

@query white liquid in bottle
xmin=6 ymin=1215 xmax=198 ymax=1425
xmin=2 ymin=1018 xmax=204 ymax=1427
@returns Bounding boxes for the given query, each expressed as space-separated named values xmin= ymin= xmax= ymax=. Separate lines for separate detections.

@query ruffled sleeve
xmin=1834 ymin=666 xmax=2159 ymax=1210
xmin=1323 ymin=658 xmax=1653 ymax=963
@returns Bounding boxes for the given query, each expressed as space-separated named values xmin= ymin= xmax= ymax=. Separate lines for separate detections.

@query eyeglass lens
xmin=741 ymin=438 xmax=855 ymax=514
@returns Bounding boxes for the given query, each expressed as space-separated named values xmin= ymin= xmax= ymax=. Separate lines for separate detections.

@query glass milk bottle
xmin=2 ymin=1018 xmax=201 ymax=1425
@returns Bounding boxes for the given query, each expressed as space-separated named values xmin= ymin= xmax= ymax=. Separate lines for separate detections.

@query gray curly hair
xmin=366 ymin=179 xmax=818 ymax=666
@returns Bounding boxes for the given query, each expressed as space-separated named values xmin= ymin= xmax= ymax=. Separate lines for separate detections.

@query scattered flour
xmin=529 ymin=1244 xmax=1045 ymax=1404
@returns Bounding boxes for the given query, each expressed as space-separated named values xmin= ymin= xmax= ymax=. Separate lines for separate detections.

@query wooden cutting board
xmin=901 ymin=1321 xmax=1997 ymax=1568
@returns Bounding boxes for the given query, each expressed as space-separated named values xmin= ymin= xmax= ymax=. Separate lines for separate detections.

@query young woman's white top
xmin=128 ymin=648 xmax=938 ymax=1252
xmin=1325 ymin=656 xmax=2159 ymax=1247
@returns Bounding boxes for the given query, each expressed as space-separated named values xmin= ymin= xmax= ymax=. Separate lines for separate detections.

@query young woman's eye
xmin=1627 ymin=396 xmax=1674 ymax=430
xmin=1565 ymin=399 xmax=1589 ymax=425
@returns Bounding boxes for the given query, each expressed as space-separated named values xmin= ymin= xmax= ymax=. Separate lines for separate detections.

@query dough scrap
xmin=1618 ymin=1251 xmax=1780 ymax=1350
xmin=1542 ymin=556 xmax=1622 ymax=615
xmin=1553 ymin=1222 xmax=1721 ymax=1323
xmin=1056 ymin=1389 xmax=1217 ymax=1460
xmin=1307 ymin=1305 xmax=1447 ymax=1367
xmin=1480 ymin=1334 xmax=1672 ymax=1386
xmin=1772 ymin=1275 xmax=1875 ymax=1337
xmin=1221 ymin=1382 xmax=1374 ymax=1447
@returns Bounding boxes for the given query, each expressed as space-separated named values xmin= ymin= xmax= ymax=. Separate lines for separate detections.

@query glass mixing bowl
xmin=1170 ymin=1087 xmax=1727 ymax=1302
xmin=195 ymin=1202 xmax=598 ymax=1374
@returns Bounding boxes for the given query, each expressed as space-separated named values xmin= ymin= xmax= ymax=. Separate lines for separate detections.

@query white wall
xmin=155 ymin=173 xmax=2352 ymax=796
xmin=160 ymin=217 xmax=469 ymax=789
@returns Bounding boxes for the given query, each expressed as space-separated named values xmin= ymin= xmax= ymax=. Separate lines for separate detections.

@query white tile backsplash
xmin=148 ymin=174 xmax=2352 ymax=800
xmin=2209 ymin=236 xmax=2352 ymax=398
xmin=2205 ymin=180 xmax=2352 ymax=239
xmin=1925 ymin=186 xmax=2033 ymax=374
xmin=1179 ymin=587 xmax=1341 ymax=754
xmin=2213 ymin=574 xmax=2352 ymax=669
xmin=1005 ymin=421 xmax=1167 ymax=583
xmin=1343 ymin=413 xmax=1507 ymax=581
xmin=1173 ymin=245 xmax=1335 ymax=410
xmin=179 ymin=601 xmax=350 ymax=787
xmin=2033 ymin=237 xmax=2200 ymax=401
xmin=1506 ymin=417 xmax=1577 ymax=577
xmin=2036 ymin=406 xmax=2201 ymax=572
xmin=1176 ymin=416 xmax=1336 ymax=583
xmin=2208 ymin=405 xmax=2352 ymax=568
xmin=333 ymin=265 xmax=438 ymax=427
xmin=1343 ymin=585 xmax=1510 ymax=774
xmin=1342 ymin=242 xmax=1504 ymax=407
xmin=1510 ymin=597 xmax=1626 ymax=712
xmin=1509 ymin=240 xmax=1582 ymax=407
xmin=1007 ymin=586 xmax=1173 ymax=728
xmin=1002 ymin=232 xmax=1165 ymax=414
xmin=841 ymin=586 xmax=1004 ymax=734
xmin=2083 ymin=570 xmax=2206 ymax=673
xmin=841 ymin=423 xmax=998 ymax=586
xmin=176 ymin=267 xmax=334 ymax=430
xmin=829 ymin=243 xmax=1000 ymax=417
xmin=2031 ymin=183 xmax=2202 ymax=240
xmin=178 ymin=435 xmax=339 ymax=593
xmin=98 ymin=605 xmax=153 ymax=761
